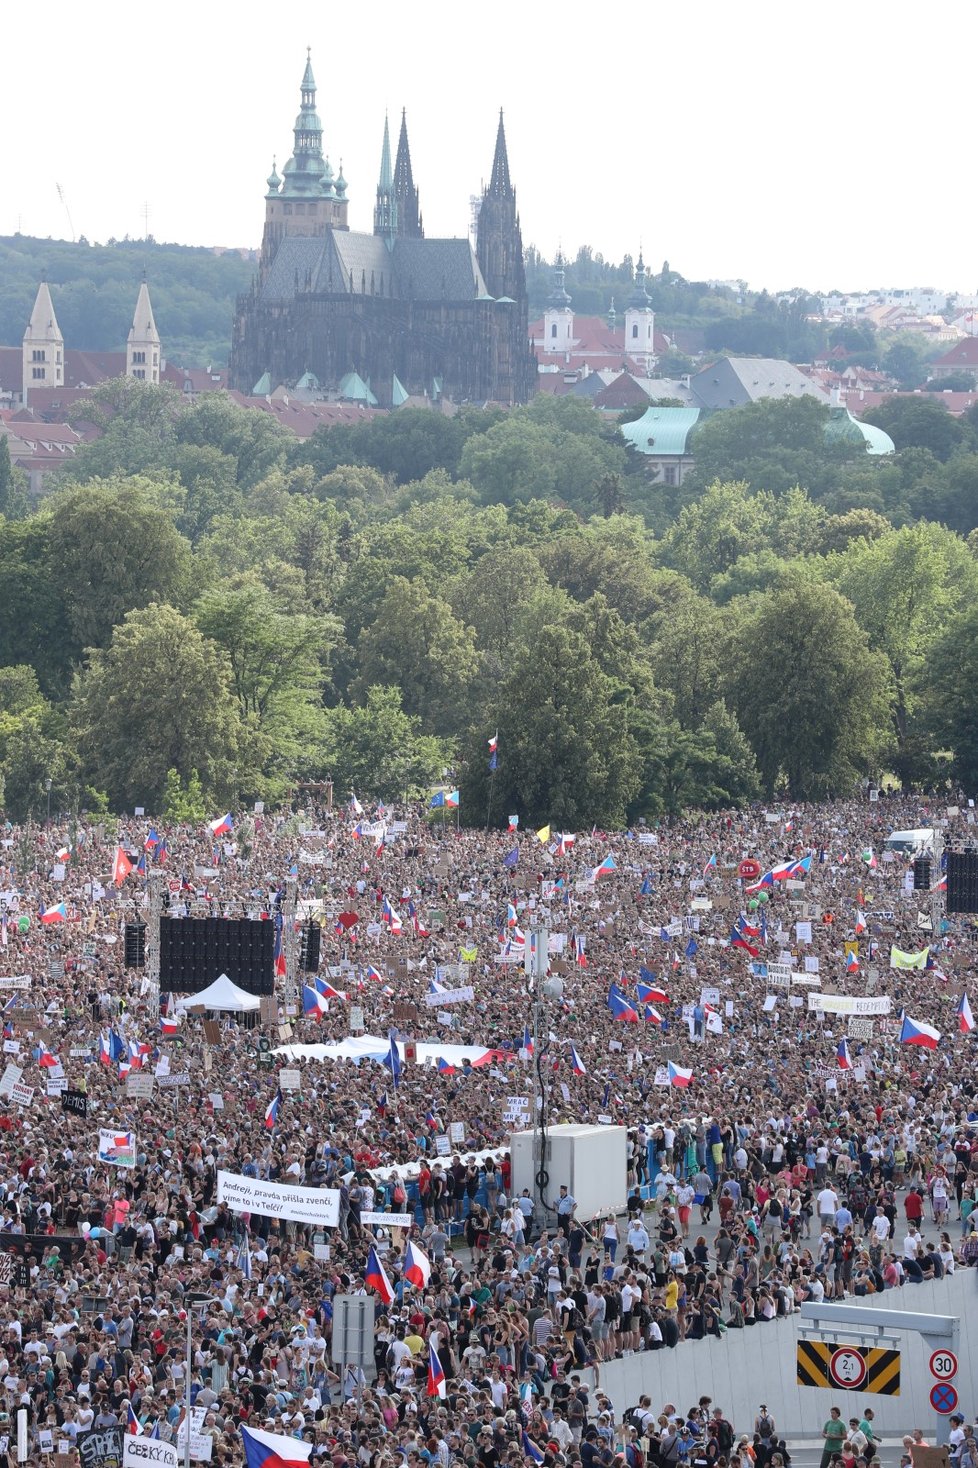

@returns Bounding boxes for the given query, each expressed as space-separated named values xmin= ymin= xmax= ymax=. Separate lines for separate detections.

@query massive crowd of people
xmin=0 ymin=795 xmax=975 ymax=1468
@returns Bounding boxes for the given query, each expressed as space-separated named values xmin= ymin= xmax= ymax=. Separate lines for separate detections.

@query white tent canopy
xmin=174 ymin=973 xmax=261 ymax=1012
xmin=273 ymin=1035 xmax=493 ymax=1067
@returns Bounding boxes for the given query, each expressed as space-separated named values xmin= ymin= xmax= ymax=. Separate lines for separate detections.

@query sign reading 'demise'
xmin=217 ymin=1170 xmax=340 ymax=1228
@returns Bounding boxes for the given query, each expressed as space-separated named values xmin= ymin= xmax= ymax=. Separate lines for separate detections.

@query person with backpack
xmin=711 ymin=1409 xmax=734 ymax=1458
xmin=754 ymin=1407 xmax=776 ymax=1468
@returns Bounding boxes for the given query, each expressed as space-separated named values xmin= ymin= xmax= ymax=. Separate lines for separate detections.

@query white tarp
xmin=273 ymin=1035 xmax=494 ymax=1067
xmin=217 ymin=1170 xmax=340 ymax=1228
xmin=174 ymin=974 xmax=261 ymax=1012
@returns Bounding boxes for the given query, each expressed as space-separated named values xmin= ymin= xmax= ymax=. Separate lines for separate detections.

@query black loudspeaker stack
xmin=158 ymin=916 xmax=275 ymax=995
xmin=299 ymin=922 xmax=322 ymax=973
xmin=912 ymin=857 xmax=931 ymax=892
xmin=946 ymin=851 xmax=978 ymax=915
xmin=124 ymin=923 xmax=146 ymax=968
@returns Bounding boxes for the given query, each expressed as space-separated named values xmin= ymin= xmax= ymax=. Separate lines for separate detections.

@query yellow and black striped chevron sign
xmin=796 ymin=1340 xmax=901 ymax=1395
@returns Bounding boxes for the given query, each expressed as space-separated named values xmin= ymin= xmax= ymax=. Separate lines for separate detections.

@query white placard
xmin=9 ymin=1082 xmax=34 ymax=1106
xmin=360 ymin=1210 xmax=413 ymax=1228
xmin=763 ymin=996 xmax=778 ymax=1012
xmin=278 ymin=1069 xmax=302 ymax=1091
xmin=653 ymin=1066 xmax=671 ymax=1086
xmin=126 ymin=1073 xmax=155 ymax=1099
xmin=448 ymin=1121 xmax=465 ymax=1143
xmin=423 ymin=987 xmax=474 ymax=1007
xmin=125 ymin=1436 xmax=178 ymax=1468
xmin=208 ymin=1093 xmax=224 ymax=1110
xmin=2 ymin=1041 xmax=19 ymax=1055
xmin=795 ymin=921 xmax=812 ymax=943
xmin=314 ymin=1242 xmax=330 ymax=1260
xmin=0 ymin=976 xmax=31 ymax=991
xmin=46 ymin=1077 xmax=68 ymax=1095
xmin=807 ymin=994 xmax=891 ymax=1015
xmin=217 ymin=1170 xmax=340 ymax=1228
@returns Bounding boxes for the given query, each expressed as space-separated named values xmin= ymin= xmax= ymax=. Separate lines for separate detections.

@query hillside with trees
xmin=0 ymin=236 xmax=254 ymax=365
xmin=0 ymin=381 xmax=976 ymax=824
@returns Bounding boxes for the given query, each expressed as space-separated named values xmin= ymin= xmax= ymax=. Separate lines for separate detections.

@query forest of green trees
xmin=1 ymin=379 xmax=976 ymax=826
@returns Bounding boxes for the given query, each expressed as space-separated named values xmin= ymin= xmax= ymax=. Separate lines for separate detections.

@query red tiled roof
xmin=931 ymin=338 xmax=978 ymax=369
xmin=224 ymin=392 xmax=387 ymax=436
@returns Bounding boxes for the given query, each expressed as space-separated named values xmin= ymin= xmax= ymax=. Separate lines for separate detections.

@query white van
xmin=884 ymin=827 xmax=934 ymax=855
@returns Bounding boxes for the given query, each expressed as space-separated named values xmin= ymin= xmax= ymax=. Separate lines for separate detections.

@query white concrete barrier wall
xmin=581 ymin=1271 xmax=976 ymax=1437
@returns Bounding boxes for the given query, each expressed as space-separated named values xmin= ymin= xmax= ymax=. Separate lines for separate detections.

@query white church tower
xmin=127 ymin=279 xmax=161 ymax=383
xmin=542 ymin=252 xmax=575 ymax=358
xmin=22 ymin=283 xmax=64 ymax=405
xmin=624 ymin=251 xmax=655 ymax=374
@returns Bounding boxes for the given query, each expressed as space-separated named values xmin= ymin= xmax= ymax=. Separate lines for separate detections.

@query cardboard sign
xmin=9 ymin=1082 xmax=34 ymax=1106
xmin=259 ymin=996 xmax=278 ymax=1027
xmin=202 ymin=1020 xmax=221 ymax=1045
xmin=0 ymin=1062 xmax=22 ymax=1096
xmin=278 ymin=1069 xmax=301 ymax=1091
xmin=126 ymin=1073 xmax=154 ymax=1099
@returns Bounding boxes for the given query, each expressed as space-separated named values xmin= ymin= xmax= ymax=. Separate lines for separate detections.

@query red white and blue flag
xmin=209 ymin=813 xmax=234 ymax=836
xmin=899 ymin=1014 xmax=941 ymax=1049
xmin=240 ymin=1425 xmax=312 ymax=1468
xmin=569 ymin=1043 xmax=587 ymax=1075
xmin=607 ymin=985 xmax=639 ymax=1022
xmin=746 ymin=855 xmax=812 ymax=892
xmin=427 ymin=1341 xmax=447 ymax=1399
xmin=668 ymin=1061 xmax=694 ymax=1088
xmin=957 ymin=991 xmax=975 ymax=1035
xmin=40 ymin=903 xmax=67 ymax=924
xmin=364 ymin=1245 xmax=394 ymax=1304
xmin=127 ymin=1403 xmax=143 ymax=1435
xmin=837 ymin=1037 xmax=853 ymax=1070
xmin=404 ymin=1241 xmax=431 ymax=1289
xmin=264 ymin=1088 xmax=282 ymax=1130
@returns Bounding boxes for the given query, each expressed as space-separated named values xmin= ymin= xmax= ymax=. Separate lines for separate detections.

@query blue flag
xmin=488 ymin=751 xmax=498 ymax=772
xmin=685 ymin=936 xmax=698 ymax=958
xmin=384 ymin=1030 xmax=402 ymax=1086
xmin=503 ymin=846 xmax=519 ymax=868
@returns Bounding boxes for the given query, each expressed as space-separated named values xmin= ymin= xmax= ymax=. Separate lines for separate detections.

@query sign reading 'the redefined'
xmin=217 ymin=1170 xmax=340 ymax=1229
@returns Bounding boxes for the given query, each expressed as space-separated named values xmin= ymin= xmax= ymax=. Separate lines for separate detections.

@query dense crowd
xmin=0 ymin=795 xmax=975 ymax=1468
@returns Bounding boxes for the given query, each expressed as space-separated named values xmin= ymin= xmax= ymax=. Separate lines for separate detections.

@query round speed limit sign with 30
xmin=929 ymin=1350 xmax=958 ymax=1380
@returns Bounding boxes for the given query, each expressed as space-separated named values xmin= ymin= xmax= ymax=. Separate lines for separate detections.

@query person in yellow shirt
xmin=664 ymin=1273 xmax=679 ymax=1312
xmin=404 ymin=1328 xmax=425 ymax=1357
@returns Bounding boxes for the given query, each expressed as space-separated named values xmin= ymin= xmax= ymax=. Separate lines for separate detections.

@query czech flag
xmin=837 ymin=1037 xmax=853 ymax=1070
xmin=364 ymin=1245 xmax=394 ymax=1304
xmin=508 ymin=815 xmax=519 ymax=831
xmin=746 ymin=855 xmax=812 ymax=892
xmin=521 ymin=1024 xmax=533 ymax=1056
xmin=240 ymin=1425 xmax=312 ymax=1468
xmin=574 ymin=934 xmax=587 ymax=967
xmin=522 ymin=1434 xmax=544 ymax=1464
xmin=365 ymin=965 xmax=384 ymax=983
xmin=899 ymin=1015 xmax=941 ymax=1049
xmin=570 ymin=1043 xmax=587 ymax=1075
xmin=144 ymin=829 xmax=160 ymax=852
xmin=160 ymin=1013 xmax=180 ymax=1036
xmin=644 ymin=1004 xmax=664 ymax=1024
xmin=404 ymin=1241 xmax=431 ymax=1288
xmin=316 ymin=979 xmax=346 ymax=1002
xmin=427 ymin=1341 xmax=447 ymax=1399
xmin=591 ymin=854 xmax=617 ymax=881
xmin=846 ymin=952 xmax=860 ymax=975
xmin=209 ymin=814 xmax=234 ymax=836
xmin=607 ymin=985 xmax=639 ymax=1022
xmin=55 ymin=846 xmax=71 ymax=863
xmin=728 ymin=921 xmax=759 ymax=958
xmin=436 ymin=1057 xmax=455 ymax=1075
xmin=854 ymin=910 xmax=867 ymax=935
xmin=556 ymin=832 xmax=576 ymax=857
xmin=302 ymin=984 xmax=328 ymax=1017
xmin=957 ymin=992 xmax=975 ymax=1035
xmin=667 ymin=1061 xmax=694 ymax=1088
xmin=273 ymin=913 xmax=286 ymax=977
xmin=264 ymin=1088 xmax=282 ymax=1130
xmin=99 ymin=1033 xmax=112 ymax=1066
xmin=127 ymin=1403 xmax=143 ymax=1436
xmin=36 ymin=1043 xmax=58 ymax=1068
xmin=638 ymin=971 xmax=668 ymax=1003
xmin=40 ymin=903 xmax=67 ymax=924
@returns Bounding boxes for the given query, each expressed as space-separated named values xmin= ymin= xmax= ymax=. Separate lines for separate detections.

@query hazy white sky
xmin=3 ymin=0 xmax=974 ymax=294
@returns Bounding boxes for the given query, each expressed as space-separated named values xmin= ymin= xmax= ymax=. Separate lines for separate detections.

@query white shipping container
xmin=509 ymin=1122 xmax=628 ymax=1224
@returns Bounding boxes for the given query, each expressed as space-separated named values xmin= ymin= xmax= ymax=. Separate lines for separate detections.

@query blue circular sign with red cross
xmin=930 ymin=1383 xmax=958 ymax=1415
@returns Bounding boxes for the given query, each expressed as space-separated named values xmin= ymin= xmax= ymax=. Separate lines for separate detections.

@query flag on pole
xmin=667 ymin=1061 xmax=694 ymax=1088
xmin=127 ymin=1404 xmax=143 ymax=1436
xmin=264 ymin=1088 xmax=282 ymax=1130
xmin=535 ymin=825 xmax=550 ymax=844
xmin=404 ymin=1241 xmax=431 ymax=1288
xmin=364 ymin=1245 xmax=394 ymax=1304
xmin=569 ymin=1043 xmax=587 ymax=1075
xmin=591 ymin=854 xmax=617 ymax=880
xmin=508 ymin=815 xmax=519 ymax=830
xmin=40 ymin=903 xmax=67 ymax=924
xmin=899 ymin=1015 xmax=941 ymax=1049
xmin=112 ymin=847 xmax=133 ymax=886
xmin=837 ymin=1037 xmax=853 ymax=1070
xmin=745 ymin=855 xmax=812 ymax=892
xmin=956 ymin=992 xmax=975 ymax=1035
xmin=427 ymin=1341 xmax=447 ymax=1399
xmin=607 ymin=985 xmax=639 ymax=1022
xmin=521 ymin=1435 xmax=544 ymax=1465
xmin=209 ymin=813 xmax=234 ymax=836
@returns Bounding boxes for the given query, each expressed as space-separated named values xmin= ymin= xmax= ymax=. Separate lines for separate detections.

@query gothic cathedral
xmin=230 ymin=53 xmax=535 ymax=407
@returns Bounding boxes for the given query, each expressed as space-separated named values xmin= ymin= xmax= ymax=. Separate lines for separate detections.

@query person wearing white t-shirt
xmin=871 ymin=1209 xmax=891 ymax=1244
xmin=817 ymin=1186 xmax=839 ymax=1226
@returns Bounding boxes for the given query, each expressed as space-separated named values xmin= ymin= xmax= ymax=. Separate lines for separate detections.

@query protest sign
xmin=78 ymin=1428 xmax=125 ymax=1468
xmin=807 ymin=994 xmax=891 ymax=1015
xmin=216 ymin=1170 xmax=340 ymax=1228
xmin=0 ymin=1063 xmax=22 ymax=1096
xmin=9 ymin=1083 xmax=34 ymax=1106
xmin=61 ymin=1089 xmax=88 ymax=1118
xmin=97 ymin=1130 xmax=136 ymax=1168
xmin=423 ymin=986 xmax=474 ymax=1007
xmin=278 ymin=1069 xmax=301 ymax=1091
xmin=125 ymin=1073 xmax=154 ymax=1100
xmin=360 ymin=1210 xmax=413 ymax=1229
xmin=124 ymin=1436 xmax=177 ymax=1468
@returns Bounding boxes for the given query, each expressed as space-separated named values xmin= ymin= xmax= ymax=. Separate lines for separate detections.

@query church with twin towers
xmin=229 ymin=52 xmax=535 ymax=407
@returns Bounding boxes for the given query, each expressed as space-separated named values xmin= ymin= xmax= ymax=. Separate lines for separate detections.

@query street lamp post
xmin=527 ymin=925 xmax=563 ymax=1228
xmin=45 ymin=778 xmax=52 ymax=823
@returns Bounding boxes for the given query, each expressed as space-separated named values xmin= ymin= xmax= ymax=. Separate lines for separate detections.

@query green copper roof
xmin=824 ymin=406 xmax=895 ymax=456
xmin=337 ymin=370 xmax=378 ymax=406
xmin=252 ymin=371 xmax=271 ymax=395
xmin=391 ymin=373 xmax=409 ymax=407
xmin=620 ymin=405 xmax=700 ymax=456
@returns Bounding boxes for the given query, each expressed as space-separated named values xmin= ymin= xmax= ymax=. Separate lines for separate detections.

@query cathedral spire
xmin=392 ymin=109 xmax=422 ymax=238
xmin=374 ymin=114 xmax=397 ymax=241
xmin=127 ymin=278 xmax=161 ymax=384
xmin=487 ymin=109 xmax=513 ymax=198
xmin=280 ymin=49 xmax=328 ymax=197
xmin=22 ymin=281 xmax=64 ymax=404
